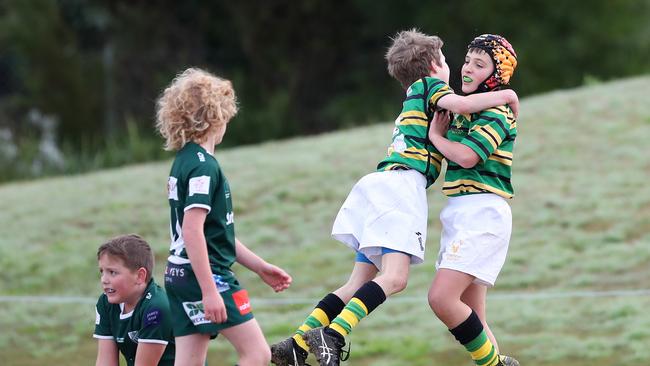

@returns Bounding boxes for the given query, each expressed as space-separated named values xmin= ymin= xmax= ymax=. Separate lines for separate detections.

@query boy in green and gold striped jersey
xmin=428 ymin=34 xmax=521 ymax=366
xmin=156 ymin=68 xmax=292 ymax=366
xmin=271 ymin=29 xmax=519 ymax=366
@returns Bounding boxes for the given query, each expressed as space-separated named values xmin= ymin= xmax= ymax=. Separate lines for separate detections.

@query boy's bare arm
xmin=235 ymin=238 xmax=292 ymax=292
xmin=428 ymin=111 xmax=480 ymax=168
xmin=95 ymin=339 xmax=119 ymax=366
xmin=437 ymin=89 xmax=518 ymax=116
xmin=183 ymin=208 xmax=227 ymax=323
xmin=134 ymin=343 xmax=166 ymax=366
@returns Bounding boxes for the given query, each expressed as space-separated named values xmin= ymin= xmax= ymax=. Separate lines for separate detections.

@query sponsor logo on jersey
xmin=167 ymin=177 xmax=178 ymax=200
xmin=128 ymin=331 xmax=139 ymax=343
xmin=232 ymin=289 xmax=251 ymax=315
xmin=225 ymin=211 xmax=234 ymax=225
xmin=116 ymin=337 xmax=125 ymax=343
xmin=391 ymin=134 xmax=407 ymax=153
xmin=144 ymin=308 xmax=162 ymax=327
xmin=197 ymin=152 xmax=205 ymax=162
xmin=95 ymin=307 xmax=100 ymax=325
xmin=145 ymin=292 xmax=152 ymax=300
xmin=189 ymin=176 xmax=210 ymax=196
xmin=182 ymin=301 xmax=211 ymax=326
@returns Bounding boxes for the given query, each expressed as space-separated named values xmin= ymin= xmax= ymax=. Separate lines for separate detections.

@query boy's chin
xmin=462 ymin=85 xmax=478 ymax=94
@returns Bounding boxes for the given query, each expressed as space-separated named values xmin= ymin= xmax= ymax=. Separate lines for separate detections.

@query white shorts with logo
xmin=332 ymin=169 xmax=428 ymax=269
xmin=435 ymin=193 xmax=512 ymax=287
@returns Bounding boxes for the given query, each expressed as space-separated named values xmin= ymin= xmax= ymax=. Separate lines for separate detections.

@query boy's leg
xmin=271 ymin=261 xmax=377 ymax=366
xmin=329 ymin=252 xmax=408 ymax=338
xmin=429 ymin=269 xmax=501 ymax=366
xmin=304 ymin=252 xmax=408 ymax=366
xmin=461 ymin=283 xmax=498 ymax=352
xmin=220 ymin=318 xmax=271 ymax=366
xmin=174 ymin=333 xmax=210 ymax=366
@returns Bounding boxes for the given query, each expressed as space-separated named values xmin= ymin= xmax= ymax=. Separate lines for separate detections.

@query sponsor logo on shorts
xmin=444 ymin=240 xmax=463 ymax=262
xmin=182 ymin=301 xmax=211 ymax=326
xmin=232 ymin=290 xmax=251 ymax=315
xmin=212 ymin=274 xmax=231 ymax=292
xmin=416 ymin=231 xmax=424 ymax=251
xmin=165 ymin=265 xmax=186 ymax=284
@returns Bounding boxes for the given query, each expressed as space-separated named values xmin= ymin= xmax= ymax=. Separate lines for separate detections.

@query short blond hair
xmin=386 ymin=29 xmax=444 ymax=90
xmin=156 ymin=68 xmax=238 ymax=151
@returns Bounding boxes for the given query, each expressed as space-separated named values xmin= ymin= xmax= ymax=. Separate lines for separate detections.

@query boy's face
xmin=461 ymin=49 xmax=494 ymax=93
xmin=98 ymin=253 xmax=143 ymax=305
xmin=430 ymin=50 xmax=450 ymax=83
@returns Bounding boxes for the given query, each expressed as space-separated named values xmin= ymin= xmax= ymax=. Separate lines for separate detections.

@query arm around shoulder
xmin=437 ymin=89 xmax=518 ymax=115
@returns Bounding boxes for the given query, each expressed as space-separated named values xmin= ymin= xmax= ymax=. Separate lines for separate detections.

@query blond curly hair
xmin=386 ymin=29 xmax=444 ymax=90
xmin=156 ymin=68 xmax=238 ymax=151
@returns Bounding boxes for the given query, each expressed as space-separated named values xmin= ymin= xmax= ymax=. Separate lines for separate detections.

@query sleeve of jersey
xmin=460 ymin=107 xmax=510 ymax=162
xmin=428 ymin=81 xmax=454 ymax=110
xmin=183 ymin=164 xmax=219 ymax=213
xmin=93 ymin=296 xmax=114 ymax=339
xmin=137 ymin=301 xmax=172 ymax=345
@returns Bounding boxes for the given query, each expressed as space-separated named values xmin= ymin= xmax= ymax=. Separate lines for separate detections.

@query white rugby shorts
xmin=332 ymin=169 xmax=428 ymax=269
xmin=435 ymin=193 xmax=512 ymax=286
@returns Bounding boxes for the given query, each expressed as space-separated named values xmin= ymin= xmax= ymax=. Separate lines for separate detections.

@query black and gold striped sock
xmin=293 ymin=293 xmax=345 ymax=352
xmin=449 ymin=310 xmax=501 ymax=366
xmin=329 ymin=281 xmax=387 ymax=338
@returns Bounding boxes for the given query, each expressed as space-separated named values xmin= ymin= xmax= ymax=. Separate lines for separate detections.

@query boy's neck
xmin=123 ymin=284 xmax=147 ymax=314
xmin=428 ymin=70 xmax=448 ymax=83
xmin=199 ymin=136 xmax=216 ymax=155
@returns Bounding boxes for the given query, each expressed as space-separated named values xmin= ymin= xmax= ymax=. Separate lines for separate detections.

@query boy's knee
xmin=243 ymin=346 xmax=270 ymax=365
xmin=380 ymin=274 xmax=408 ymax=295
xmin=428 ymin=289 xmax=446 ymax=315
xmin=392 ymin=275 xmax=408 ymax=293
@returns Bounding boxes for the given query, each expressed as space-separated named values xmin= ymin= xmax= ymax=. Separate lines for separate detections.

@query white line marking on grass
xmin=2 ymin=289 xmax=650 ymax=305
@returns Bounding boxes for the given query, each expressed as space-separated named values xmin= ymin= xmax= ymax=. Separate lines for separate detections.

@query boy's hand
xmin=504 ymin=89 xmax=519 ymax=118
xmin=202 ymin=292 xmax=227 ymax=323
xmin=429 ymin=110 xmax=451 ymax=141
xmin=257 ymin=263 xmax=292 ymax=292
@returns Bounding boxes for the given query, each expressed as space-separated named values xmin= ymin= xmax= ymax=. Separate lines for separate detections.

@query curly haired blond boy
xmin=156 ymin=68 xmax=292 ymax=366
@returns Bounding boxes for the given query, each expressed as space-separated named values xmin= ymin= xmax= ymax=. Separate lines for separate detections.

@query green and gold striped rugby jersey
xmin=443 ymin=105 xmax=517 ymax=198
xmin=377 ymin=77 xmax=453 ymax=188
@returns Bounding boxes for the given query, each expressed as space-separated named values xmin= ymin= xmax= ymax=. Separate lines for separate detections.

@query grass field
xmin=1 ymin=76 xmax=650 ymax=365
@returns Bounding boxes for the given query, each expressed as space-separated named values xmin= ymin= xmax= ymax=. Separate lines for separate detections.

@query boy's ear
xmin=429 ymin=60 xmax=439 ymax=74
xmin=136 ymin=267 xmax=148 ymax=284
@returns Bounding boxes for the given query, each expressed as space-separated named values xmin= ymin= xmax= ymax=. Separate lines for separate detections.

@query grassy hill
xmin=1 ymin=76 xmax=650 ymax=365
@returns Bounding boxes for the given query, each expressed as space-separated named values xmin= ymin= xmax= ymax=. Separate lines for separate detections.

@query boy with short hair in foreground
xmin=94 ymin=234 xmax=175 ymax=366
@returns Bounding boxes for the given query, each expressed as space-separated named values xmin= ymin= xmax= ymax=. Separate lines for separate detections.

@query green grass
xmin=2 ymin=75 xmax=650 ymax=365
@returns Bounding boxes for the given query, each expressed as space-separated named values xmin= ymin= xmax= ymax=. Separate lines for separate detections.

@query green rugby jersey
xmin=377 ymin=77 xmax=453 ymax=187
xmin=166 ymin=142 xmax=236 ymax=272
xmin=443 ymin=105 xmax=517 ymax=198
xmin=94 ymin=280 xmax=175 ymax=366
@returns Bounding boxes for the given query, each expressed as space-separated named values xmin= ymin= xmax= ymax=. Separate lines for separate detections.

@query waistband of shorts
xmin=383 ymin=168 xmax=427 ymax=188
xmin=446 ymin=193 xmax=507 ymax=207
